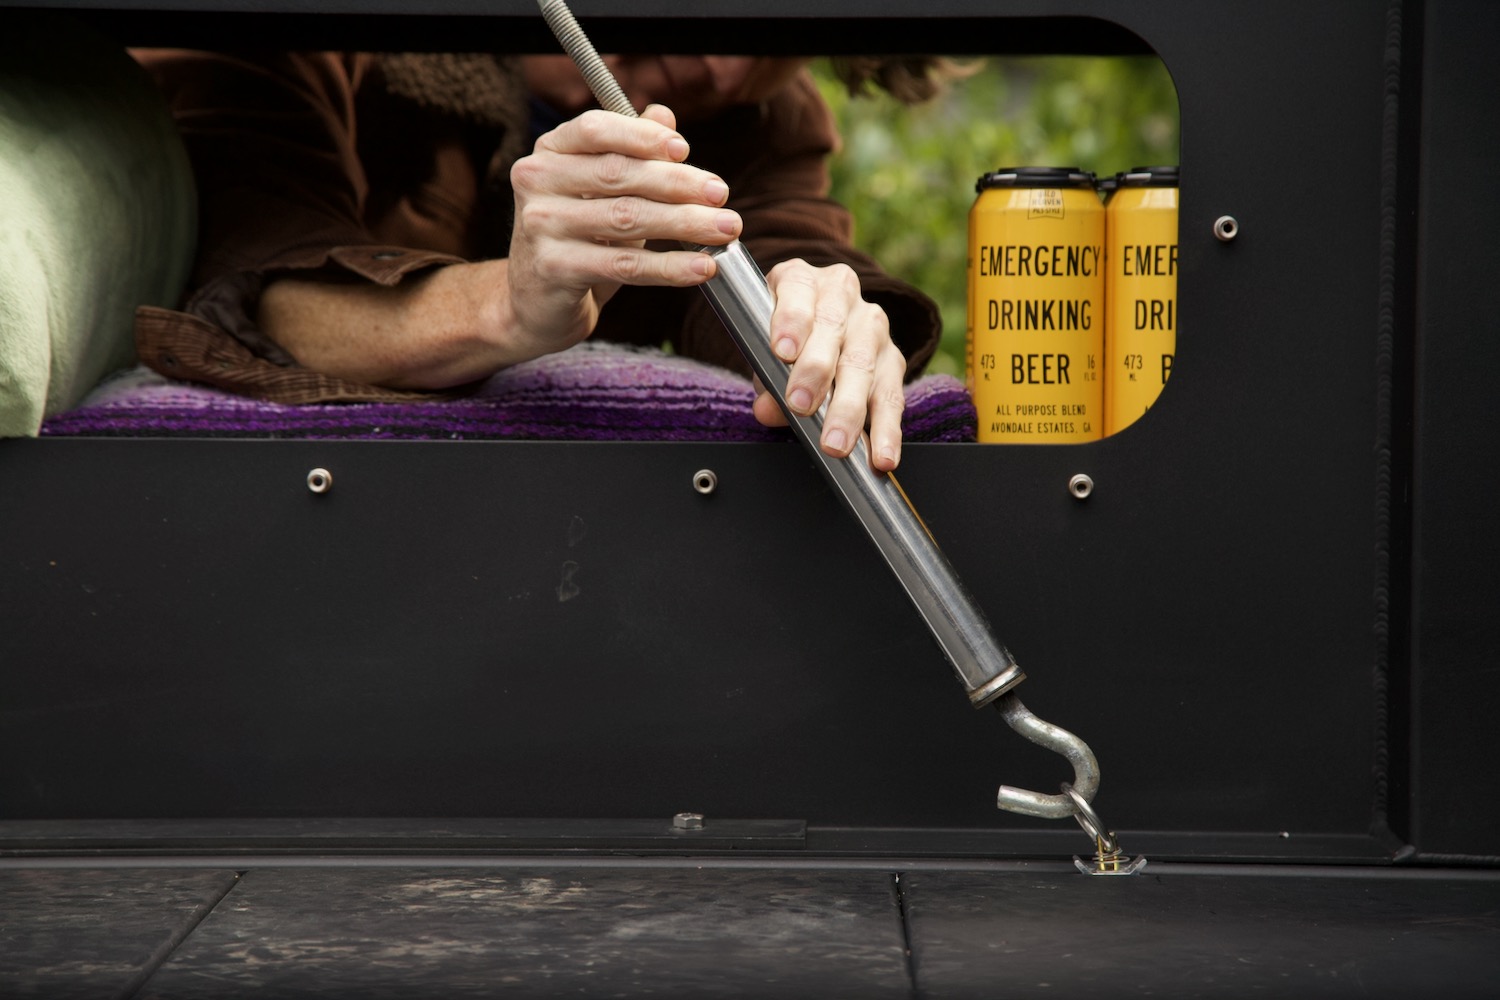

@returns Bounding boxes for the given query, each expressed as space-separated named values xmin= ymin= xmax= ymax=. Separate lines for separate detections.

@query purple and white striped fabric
xmin=40 ymin=341 xmax=976 ymax=443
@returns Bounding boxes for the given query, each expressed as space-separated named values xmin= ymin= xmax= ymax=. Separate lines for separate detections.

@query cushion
xmin=0 ymin=14 xmax=196 ymax=437
xmin=40 ymin=341 xmax=978 ymax=443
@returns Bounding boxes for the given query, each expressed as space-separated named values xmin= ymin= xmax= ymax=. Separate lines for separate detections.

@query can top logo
xmin=1027 ymin=189 xmax=1066 ymax=220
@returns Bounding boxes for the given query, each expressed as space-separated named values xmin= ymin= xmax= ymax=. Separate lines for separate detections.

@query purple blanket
xmin=40 ymin=342 xmax=976 ymax=443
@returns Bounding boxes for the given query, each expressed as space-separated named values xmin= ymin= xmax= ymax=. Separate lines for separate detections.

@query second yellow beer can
xmin=1104 ymin=166 xmax=1179 ymax=435
xmin=968 ymin=167 xmax=1104 ymax=444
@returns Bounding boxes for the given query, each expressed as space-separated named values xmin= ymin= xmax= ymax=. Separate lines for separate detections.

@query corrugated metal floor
xmin=4 ymin=859 xmax=1498 ymax=998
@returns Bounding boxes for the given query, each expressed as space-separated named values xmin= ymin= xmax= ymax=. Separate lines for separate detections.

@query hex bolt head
xmin=672 ymin=812 xmax=705 ymax=831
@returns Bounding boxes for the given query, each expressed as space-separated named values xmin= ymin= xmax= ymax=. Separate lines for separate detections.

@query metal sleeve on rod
xmin=697 ymin=242 xmax=1025 ymax=705
xmin=534 ymin=0 xmax=1025 ymax=713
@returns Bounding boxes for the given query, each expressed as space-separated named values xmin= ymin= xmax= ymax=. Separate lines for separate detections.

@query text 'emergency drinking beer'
xmin=968 ymin=168 xmax=1104 ymax=444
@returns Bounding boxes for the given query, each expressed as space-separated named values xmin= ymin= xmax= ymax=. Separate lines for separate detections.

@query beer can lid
xmin=1114 ymin=165 xmax=1180 ymax=187
xmin=976 ymin=166 xmax=1097 ymax=192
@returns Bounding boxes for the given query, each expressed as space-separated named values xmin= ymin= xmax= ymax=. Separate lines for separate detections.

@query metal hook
xmin=993 ymin=693 xmax=1147 ymax=874
xmin=992 ymin=693 xmax=1101 ymax=819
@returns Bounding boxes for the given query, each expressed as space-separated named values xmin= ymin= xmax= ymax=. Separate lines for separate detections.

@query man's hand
xmin=506 ymin=104 xmax=741 ymax=355
xmin=260 ymin=104 xmax=743 ymax=390
xmin=752 ymin=259 xmax=908 ymax=472
xmin=513 ymin=105 xmax=910 ymax=471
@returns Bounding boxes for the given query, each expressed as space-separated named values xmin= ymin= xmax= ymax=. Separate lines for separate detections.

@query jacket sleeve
xmin=129 ymin=49 xmax=464 ymax=385
xmin=591 ymin=71 xmax=941 ymax=380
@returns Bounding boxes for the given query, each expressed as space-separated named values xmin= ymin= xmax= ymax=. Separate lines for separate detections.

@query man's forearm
xmin=254 ymin=259 xmax=533 ymax=390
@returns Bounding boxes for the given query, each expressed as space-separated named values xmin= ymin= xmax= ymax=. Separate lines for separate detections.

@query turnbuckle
xmin=536 ymin=0 xmax=1144 ymax=879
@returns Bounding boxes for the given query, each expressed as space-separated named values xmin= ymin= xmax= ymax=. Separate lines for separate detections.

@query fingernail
xmin=775 ymin=337 xmax=797 ymax=361
xmin=667 ymin=136 xmax=690 ymax=160
xmin=691 ymin=254 xmax=714 ymax=276
xmin=716 ymin=212 xmax=740 ymax=236
xmin=877 ymin=444 xmax=897 ymax=468
xmin=825 ymin=428 xmax=848 ymax=453
xmin=704 ymin=178 xmax=729 ymax=205
xmin=788 ymin=388 xmax=813 ymax=413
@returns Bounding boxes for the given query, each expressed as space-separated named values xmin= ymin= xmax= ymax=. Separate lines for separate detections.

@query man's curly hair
xmin=828 ymin=56 xmax=981 ymax=104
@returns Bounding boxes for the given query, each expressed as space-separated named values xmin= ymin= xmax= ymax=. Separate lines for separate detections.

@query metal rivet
xmin=1213 ymin=215 xmax=1239 ymax=242
xmin=307 ymin=468 xmax=333 ymax=494
xmin=673 ymin=812 xmax=705 ymax=831
xmin=692 ymin=469 xmax=718 ymax=495
xmin=1068 ymin=474 xmax=1094 ymax=500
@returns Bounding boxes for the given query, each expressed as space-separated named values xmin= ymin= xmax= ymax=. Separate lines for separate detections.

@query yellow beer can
xmin=968 ymin=168 xmax=1104 ymax=444
xmin=1104 ymin=166 xmax=1179 ymax=435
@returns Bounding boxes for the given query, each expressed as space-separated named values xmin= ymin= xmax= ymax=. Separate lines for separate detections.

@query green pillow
xmin=0 ymin=14 xmax=196 ymax=437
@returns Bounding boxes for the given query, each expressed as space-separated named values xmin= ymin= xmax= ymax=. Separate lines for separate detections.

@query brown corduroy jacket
xmin=130 ymin=50 xmax=940 ymax=403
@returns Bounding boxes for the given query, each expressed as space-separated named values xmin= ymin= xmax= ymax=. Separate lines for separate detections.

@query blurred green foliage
xmin=811 ymin=57 xmax=1179 ymax=376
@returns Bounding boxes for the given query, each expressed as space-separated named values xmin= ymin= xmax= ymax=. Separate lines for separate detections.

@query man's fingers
xmin=640 ymin=103 xmax=679 ymax=132
xmin=537 ymin=107 xmax=689 ymax=162
xmin=535 ymin=243 xmax=716 ymax=288
xmin=815 ymin=300 xmax=894 ymax=459
xmin=864 ymin=350 xmax=908 ymax=471
xmin=818 ymin=346 xmax=878 ymax=457
xmin=764 ymin=260 xmax=820 ymax=367
xmin=513 ymin=150 xmax=729 ymax=209
xmin=757 ymin=260 xmax=908 ymax=469
xmin=517 ymin=193 xmax=741 ymax=248
xmin=768 ymin=261 xmax=863 ymax=418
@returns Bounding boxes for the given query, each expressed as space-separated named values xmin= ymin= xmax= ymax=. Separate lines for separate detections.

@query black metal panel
xmin=4 ymin=10 xmax=1158 ymax=56
xmin=1408 ymin=0 xmax=1500 ymax=858
xmin=1 ymin=431 xmax=1386 ymax=843
xmin=0 ymin=817 xmax=1391 ymax=865
xmin=0 ymin=817 xmax=808 ymax=855
xmin=0 ymin=0 xmax=1446 ymax=859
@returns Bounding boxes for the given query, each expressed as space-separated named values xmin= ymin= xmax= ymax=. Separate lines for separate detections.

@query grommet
xmin=1213 ymin=215 xmax=1239 ymax=242
xmin=692 ymin=469 xmax=718 ymax=495
xmin=307 ymin=468 xmax=333 ymax=494
xmin=1068 ymin=474 xmax=1094 ymax=500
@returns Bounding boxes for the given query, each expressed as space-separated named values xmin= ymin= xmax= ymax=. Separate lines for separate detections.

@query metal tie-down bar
xmin=538 ymin=0 xmax=1143 ymax=874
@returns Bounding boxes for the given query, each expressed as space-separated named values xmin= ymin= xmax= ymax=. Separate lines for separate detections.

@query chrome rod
xmin=531 ymin=1 xmax=1132 ymax=838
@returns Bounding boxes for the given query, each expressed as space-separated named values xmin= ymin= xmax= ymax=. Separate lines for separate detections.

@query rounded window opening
xmin=813 ymin=52 xmax=1180 ymax=442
